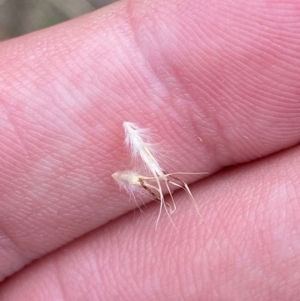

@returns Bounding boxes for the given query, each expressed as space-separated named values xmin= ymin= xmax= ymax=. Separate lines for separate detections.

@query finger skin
xmin=0 ymin=0 xmax=300 ymax=280
xmin=1 ymin=145 xmax=300 ymax=301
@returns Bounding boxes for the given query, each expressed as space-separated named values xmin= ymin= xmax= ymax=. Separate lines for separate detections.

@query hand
xmin=0 ymin=0 xmax=299 ymax=300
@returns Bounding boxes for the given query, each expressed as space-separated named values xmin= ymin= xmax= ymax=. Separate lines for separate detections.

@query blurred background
xmin=0 ymin=0 xmax=117 ymax=41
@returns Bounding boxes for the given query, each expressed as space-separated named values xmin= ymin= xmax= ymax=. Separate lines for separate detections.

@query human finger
xmin=0 ymin=0 xmax=299 ymax=281
xmin=1 ymin=145 xmax=300 ymax=300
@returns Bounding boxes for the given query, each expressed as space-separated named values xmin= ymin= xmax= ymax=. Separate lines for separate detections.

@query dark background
xmin=0 ymin=0 xmax=117 ymax=41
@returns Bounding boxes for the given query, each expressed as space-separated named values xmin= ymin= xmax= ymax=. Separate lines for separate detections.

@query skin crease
xmin=0 ymin=0 xmax=299 ymax=299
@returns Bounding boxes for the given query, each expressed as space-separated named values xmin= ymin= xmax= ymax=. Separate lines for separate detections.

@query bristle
xmin=123 ymin=121 xmax=164 ymax=176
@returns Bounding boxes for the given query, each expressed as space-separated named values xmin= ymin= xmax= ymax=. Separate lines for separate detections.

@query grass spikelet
xmin=112 ymin=122 xmax=226 ymax=260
